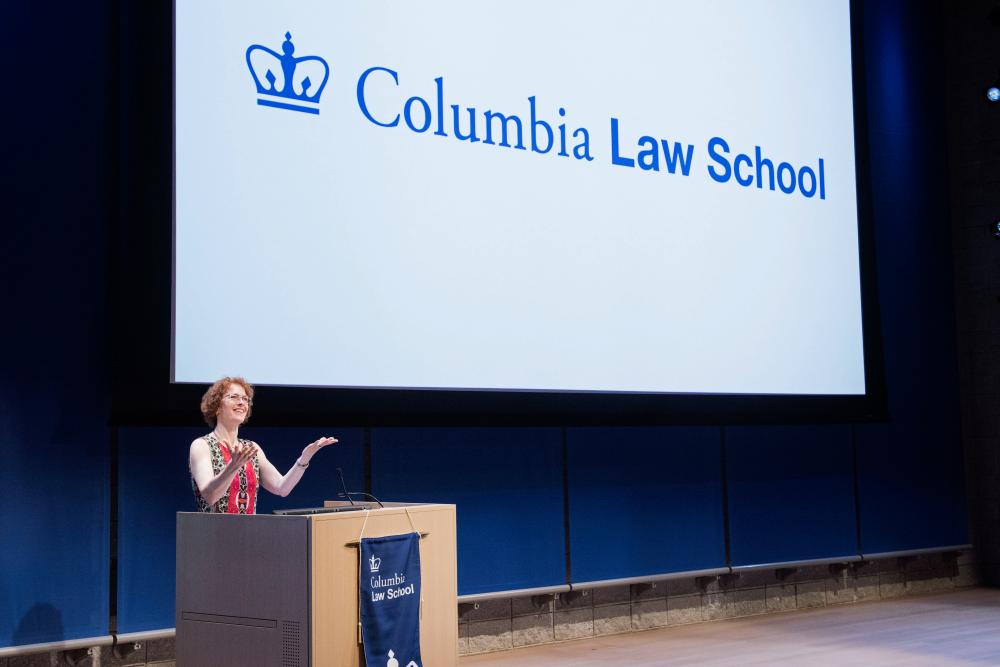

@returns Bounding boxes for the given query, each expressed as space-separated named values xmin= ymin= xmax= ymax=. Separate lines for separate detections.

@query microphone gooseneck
xmin=345 ymin=491 xmax=385 ymax=509
xmin=337 ymin=467 xmax=385 ymax=508
xmin=336 ymin=467 xmax=356 ymax=506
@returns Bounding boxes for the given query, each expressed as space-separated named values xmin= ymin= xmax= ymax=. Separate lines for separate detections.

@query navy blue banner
xmin=360 ymin=533 xmax=422 ymax=667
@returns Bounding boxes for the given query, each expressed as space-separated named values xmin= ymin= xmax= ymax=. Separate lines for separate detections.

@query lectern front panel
xmin=176 ymin=513 xmax=310 ymax=667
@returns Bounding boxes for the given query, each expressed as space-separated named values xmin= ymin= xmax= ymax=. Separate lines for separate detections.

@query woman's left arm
xmin=258 ymin=436 xmax=339 ymax=497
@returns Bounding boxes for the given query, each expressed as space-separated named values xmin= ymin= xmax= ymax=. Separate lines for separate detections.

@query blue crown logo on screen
xmin=246 ymin=32 xmax=330 ymax=115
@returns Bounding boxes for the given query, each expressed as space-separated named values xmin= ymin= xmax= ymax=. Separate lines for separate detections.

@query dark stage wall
xmin=0 ymin=0 xmax=971 ymax=647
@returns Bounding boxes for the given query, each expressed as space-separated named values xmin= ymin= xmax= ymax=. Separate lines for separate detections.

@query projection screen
xmin=174 ymin=0 xmax=867 ymax=397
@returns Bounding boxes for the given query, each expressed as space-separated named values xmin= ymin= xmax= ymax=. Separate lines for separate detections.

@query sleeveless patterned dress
xmin=192 ymin=433 xmax=261 ymax=514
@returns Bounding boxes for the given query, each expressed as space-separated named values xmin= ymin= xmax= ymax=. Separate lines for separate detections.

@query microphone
xmin=336 ymin=467 xmax=385 ymax=508
xmin=336 ymin=467 xmax=355 ymax=506
xmin=342 ymin=491 xmax=385 ymax=509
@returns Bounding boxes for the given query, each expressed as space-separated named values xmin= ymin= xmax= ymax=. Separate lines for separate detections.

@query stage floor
xmin=460 ymin=588 xmax=1000 ymax=666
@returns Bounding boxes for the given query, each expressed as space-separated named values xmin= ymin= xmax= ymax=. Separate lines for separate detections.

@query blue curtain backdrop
xmin=0 ymin=0 xmax=111 ymax=647
xmin=372 ymin=428 xmax=566 ymax=595
xmin=854 ymin=0 xmax=967 ymax=554
xmin=726 ymin=426 xmax=859 ymax=567
xmin=567 ymin=427 xmax=726 ymax=583
xmin=0 ymin=393 xmax=110 ymax=647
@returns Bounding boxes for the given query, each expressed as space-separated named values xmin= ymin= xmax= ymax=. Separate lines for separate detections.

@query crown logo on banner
xmin=245 ymin=32 xmax=330 ymax=114
xmin=369 ymin=554 xmax=382 ymax=573
xmin=386 ymin=649 xmax=419 ymax=667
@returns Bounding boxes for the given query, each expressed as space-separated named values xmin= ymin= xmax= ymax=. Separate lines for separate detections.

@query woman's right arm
xmin=189 ymin=438 xmax=255 ymax=507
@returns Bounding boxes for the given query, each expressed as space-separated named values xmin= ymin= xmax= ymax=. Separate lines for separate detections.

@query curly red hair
xmin=200 ymin=376 xmax=254 ymax=427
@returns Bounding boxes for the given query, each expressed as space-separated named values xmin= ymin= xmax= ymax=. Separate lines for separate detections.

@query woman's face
xmin=217 ymin=383 xmax=251 ymax=425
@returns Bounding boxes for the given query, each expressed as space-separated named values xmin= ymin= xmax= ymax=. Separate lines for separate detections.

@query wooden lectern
xmin=176 ymin=503 xmax=457 ymax=667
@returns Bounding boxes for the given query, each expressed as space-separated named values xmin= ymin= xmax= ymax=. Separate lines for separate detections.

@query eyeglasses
xmin=224 ymin=393 xmax=252 ymax=405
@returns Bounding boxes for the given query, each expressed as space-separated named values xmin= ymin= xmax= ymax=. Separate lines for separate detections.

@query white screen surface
xmin=174 ymin=0 xmax=865 ymax=395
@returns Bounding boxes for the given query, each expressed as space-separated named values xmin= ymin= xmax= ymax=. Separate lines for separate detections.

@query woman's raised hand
xmin=301 ymin=436 xmax=338 ymax=462
xmin=225 ymin=440 xmax=258 ymax=467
